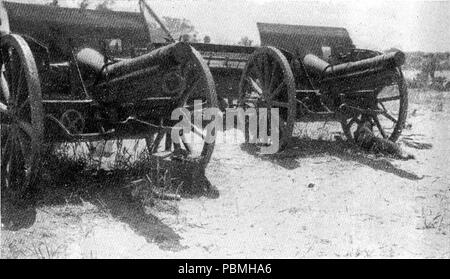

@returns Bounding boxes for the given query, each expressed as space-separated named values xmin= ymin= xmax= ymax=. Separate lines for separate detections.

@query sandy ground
xmin=1 ymin=89 xmax=449 ymax=259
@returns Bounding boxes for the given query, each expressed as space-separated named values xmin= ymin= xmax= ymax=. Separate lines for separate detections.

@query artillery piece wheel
xmin=238 ymin=47 xmax=296 ymax=150
xmin=341 ymin=67 xmax=408 ymax=142
xmin=1 ymin=34 xmax=44 ymax=201
xmin=145 ymin=47 xmax=218 ymax=172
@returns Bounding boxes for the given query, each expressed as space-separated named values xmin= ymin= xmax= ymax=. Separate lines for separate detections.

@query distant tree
xmin=191 ymin=34 xmax=199 ymax=43
xmin=162 ymin=17 xmax=197 ymax=40
xmin=180 ymin=34 xmax=190 ymax=42
xmin=49 ymin=0 xmax=59 ymax=6
xmin=384 ymin=47 xmax=402 ymax=53
xmin=96 ymin=0 xmax=115 ymax=11
xmin=79 ymin=0 xmax=90 ymax=10
xmin=238 ymin=36 xmax=253 ymax=47
xmin=203 ymin=35 xmax=211 ymax=44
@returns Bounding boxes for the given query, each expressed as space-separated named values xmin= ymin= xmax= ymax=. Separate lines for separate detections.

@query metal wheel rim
xmin=238 ymin=46 xmax=296 ymax=149
xmin=341 ymin=67 xmax=408 ymax=142
xmin=1 ymin=34 xmax=44 ymax=198
xmin=145 ymin=46 xmax=217 ymax=172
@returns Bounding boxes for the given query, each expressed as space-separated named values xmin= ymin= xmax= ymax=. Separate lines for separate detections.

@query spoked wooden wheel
xmin=341 ymin=67 xmax=408 ymax=142
xmin=238 ymin=46 xmax=296 ymax=150
xmin=145 ymin=46 xmax=218 ymax=172
xmin=1 ymin=34 xmax=44 ymax=200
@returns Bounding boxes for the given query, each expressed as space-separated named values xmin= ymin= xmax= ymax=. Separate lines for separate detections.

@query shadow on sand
xmin=1 ymin=158 xmax=217 ymax=251
xmin=240 ymin=137 xmax=423 ymax=181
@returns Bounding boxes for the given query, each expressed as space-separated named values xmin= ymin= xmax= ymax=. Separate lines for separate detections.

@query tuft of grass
xmin=39 ymin=139 xmax=183 ymax=212
xmin=409 ymin=89 xmax=449 ymax=109
xmin=125 ymin=158 xmax=182 ymax=214
xmin=434 ymin=100 xmax=444 ymax=112
xmin=41 ymin=140 xmax=153 ymax=181
xmin=293 ymin=121 xmax=342 ymax=141
xmin=418 ymin=207 xmax=445 ymax=230
xmin=25 ymin=241 xmax=66 ymax=259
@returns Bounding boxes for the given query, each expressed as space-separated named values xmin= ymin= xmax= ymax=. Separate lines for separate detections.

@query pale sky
xmin=9 ymin=0 xmax=450 ymax=52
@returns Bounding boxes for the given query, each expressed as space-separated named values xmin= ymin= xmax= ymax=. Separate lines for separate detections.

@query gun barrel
xmin=76 ymin=42 xmax=192 ymax=81
xmin=76 ymin=42 xmax=193 ymax=103
xmin=104 ymin=42 xmax=191 ymax=79
xmin=303 ymin=51 xmax=405 ymax=80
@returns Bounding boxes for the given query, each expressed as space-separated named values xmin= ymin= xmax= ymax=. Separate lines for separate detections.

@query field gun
xmin=238 ymin=23 xmax=409 ymax=148
xmin=0 ymin=1 xmax=218 ymax=200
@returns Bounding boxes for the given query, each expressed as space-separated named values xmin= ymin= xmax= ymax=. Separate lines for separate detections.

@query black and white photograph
xmin=0 ymin=0 xmax=449 ymax=259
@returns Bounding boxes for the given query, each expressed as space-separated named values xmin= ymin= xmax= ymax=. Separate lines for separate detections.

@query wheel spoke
xmin=269 ymin=81 xmax=285 ymax=99
xmin=181 ymin=61 xmax=193 ymax=78
xmin=5 ymin=66 xmax=14 ymax=101
xmin=263 ymin=55 xmax=270 ymax=90
xmin=17 ymin=120 xmax=35 ymax=138
xmin=184 ymin=101 xmax=208 ymax=112
xmin=268 ymin=62 xmax=279 ymax=93
xmin=16 ymin=128 xmax=32 ymax=166
xmin=381 ymin=111 xmax=398 ymax=124
xmin=0 ymin=101 xmax=8 ymax=113
xmin=247 ymin=77 xmax=262 ymax=95
xmin=372 ymin=116 xmax=387 ymax=139
xmin=181 ymin=133 xmax=192 ymax=153
xmin=253 ymin=60 xmax=264 ymax=82
xmin=165 ymin=132 xmax=172 ymax=151
xmin=190 ymin=121 xmax=206 ymax=140
xmin=1 ymin=48 xmax=11 ymax=67
xmin=150 ymin=131 xmax=165 ymax=153
xmin=242 ymin=98 xmax=260 ymax=105
xmin=4 ymin=51 xmax=15 ymax=90
xmin=378 ymin=95 xmax=400 ymax=103
xmin=379 ymin=101 xmax=388 ymax=112
xmin=14 ymin=66 xmax=24 ymax=101
xmin=145 ymin=133 xmax=156 ymax=153
xmin=1 ymin=71 xmax=10 ymax=102
xmin=6 ymin=137 xmax=16 ymax=186
xmin=8 ymin=129 xmax=19 ymax=164
xmin=17 ymin=97 xmax=29 ymax=113
xmin=1 ymin=130 xmax=13 ymax=164
xmin=9 ymin=55 xmax=22 ymax=103
xmin=180 ymin=75 xmax=201 ymax=106
xmin=271 ymin=100 xmax=290 ymax=108
xmin=179 ymin=104 xmax=209 ymax=141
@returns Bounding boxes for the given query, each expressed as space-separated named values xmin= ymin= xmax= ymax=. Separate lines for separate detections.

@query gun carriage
xmin=238 ymin=23 xmax=408 ymax=147
xmin=0 ymin=1 xmax=218 ymax=198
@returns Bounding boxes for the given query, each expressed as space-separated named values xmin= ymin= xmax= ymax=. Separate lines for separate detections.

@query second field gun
xmin=237 ymin=23 xmax=408 ymax=148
